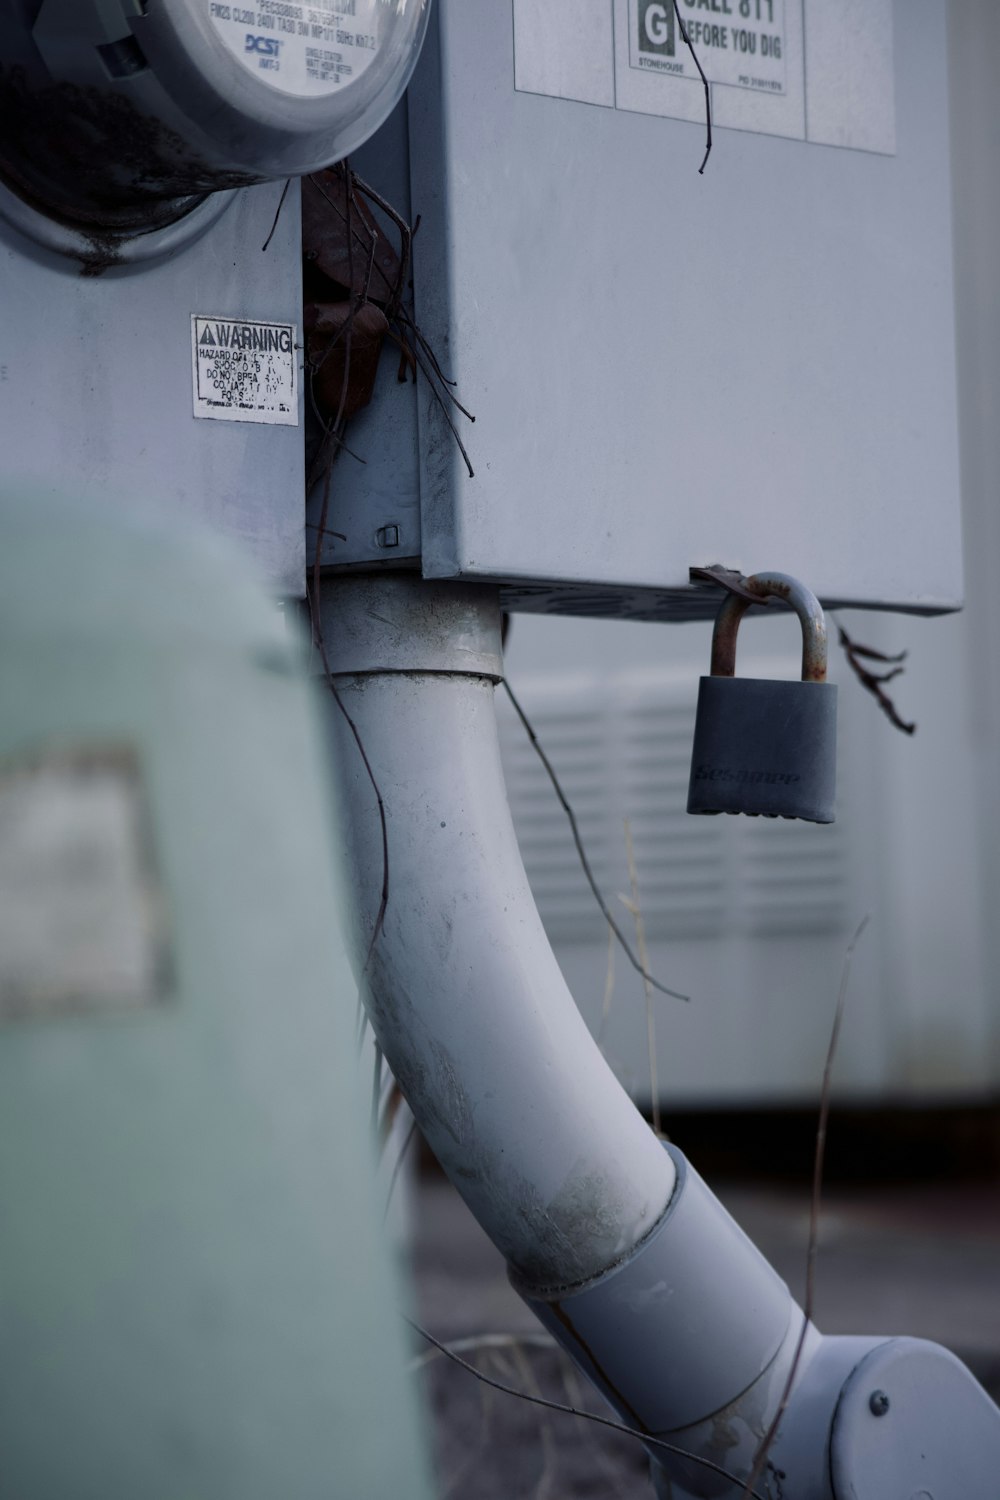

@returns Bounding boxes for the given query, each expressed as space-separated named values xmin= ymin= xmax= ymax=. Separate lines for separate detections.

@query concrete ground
xmin=406 ymin=1162 xmax=1000 ymax=1498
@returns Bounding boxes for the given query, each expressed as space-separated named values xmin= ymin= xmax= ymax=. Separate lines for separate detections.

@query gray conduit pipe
xmin=318 ymin=575 xmax=821 ymax=1494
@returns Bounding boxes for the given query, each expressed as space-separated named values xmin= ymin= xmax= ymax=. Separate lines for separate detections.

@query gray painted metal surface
xmin=0 ymin=179 xmax=305 ymax=595
xmin=307 ymin=99 xmax=423 ymax=573
xmin=830 ymin=1338 xmax=1000 ymax=1499
xmin=328 ymin=0 xmax=962 ymax=617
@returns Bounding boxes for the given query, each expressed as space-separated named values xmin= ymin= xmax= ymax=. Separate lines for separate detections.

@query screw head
xmin=869 ymin=1389 xmax=890 ymax=1417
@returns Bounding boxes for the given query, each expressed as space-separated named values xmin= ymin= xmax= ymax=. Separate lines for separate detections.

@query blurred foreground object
xmin=0 ymin=491 xmax=432 ymax=1500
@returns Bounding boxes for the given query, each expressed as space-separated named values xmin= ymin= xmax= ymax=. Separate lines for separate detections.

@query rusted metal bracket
xmin=689 ymin=565 xmax=772 ymax=607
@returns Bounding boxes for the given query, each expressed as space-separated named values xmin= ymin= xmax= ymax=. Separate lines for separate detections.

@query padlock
xmin=687 ymin=572 xmax=837 ymax=823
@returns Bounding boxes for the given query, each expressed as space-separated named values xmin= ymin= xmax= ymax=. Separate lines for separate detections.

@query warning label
xmin=191 ymin=315 xmax=298 ymax=425
xmin=206 ymin=1 xmax=381 ymax=98
xmin=630 ymin=0 xmax=786 ymax=95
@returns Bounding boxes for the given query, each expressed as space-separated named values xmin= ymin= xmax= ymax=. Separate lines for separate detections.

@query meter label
xmin=207 ymin=2 xmax=382 ymax=98
xmin=192 ymin=315 xmax=298 ymax=426
xmin=631 ymin=0 xmax=786 ymax=94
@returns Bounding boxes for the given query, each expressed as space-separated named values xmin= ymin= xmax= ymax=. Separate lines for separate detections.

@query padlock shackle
xmin=710 ymin=572 xmax=828 ymax=682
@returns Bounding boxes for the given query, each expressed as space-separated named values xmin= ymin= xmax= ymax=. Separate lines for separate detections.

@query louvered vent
xmin=739 ymin=817 xmax=850 ymax=934
xmin=497 ymin=673 xmax=849 ymax=943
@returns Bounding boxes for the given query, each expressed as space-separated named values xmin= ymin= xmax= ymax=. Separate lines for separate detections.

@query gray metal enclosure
xmin=321 ymin=0 xmax=962 ymax=618
xmin=0 ymin=178 xmax=305 ymax=596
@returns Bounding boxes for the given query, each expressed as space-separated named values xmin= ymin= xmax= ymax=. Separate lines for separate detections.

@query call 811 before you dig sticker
xmin=206 ymin=1 xmax=383 ymax=96
xmin=632 ymin=0 xmax=786 ymax=95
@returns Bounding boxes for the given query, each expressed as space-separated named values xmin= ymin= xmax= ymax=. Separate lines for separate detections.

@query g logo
xmin=638 ymin=0 xmax=675 ymax=55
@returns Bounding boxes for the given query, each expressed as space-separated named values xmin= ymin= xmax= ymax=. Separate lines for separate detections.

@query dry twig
xmin=501 ymin=678 xmax=688 ymax=1003
xmin=406 ymin=1317 xmax=769 ymax=1499
xmin=673 ymin=1 xmax=713 ymax=173
xmin=597 ymin=920 xmax=617 ymax=1050
xmin=382 ymin=1116 xmax=418 ymax=1221
xmin=835 ymin=619 xmax=915 ymax=735
xmin=741 ymin=913 xmax=871 ymax=1499
xmin=621 ymin=818 xmax=663 ymax=1136
xmin=260 ymin=176 xmax=291 ymax=252
xmin=507 ymin=1344 xmax=559 ymax=1500
xmin=560 ymin=1362 xmax=632 ymax=1500
xmin=408 ymin=1333 xmax=556 ymax=1372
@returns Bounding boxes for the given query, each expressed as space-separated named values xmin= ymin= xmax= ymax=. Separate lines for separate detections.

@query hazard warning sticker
xmin=191 ymin=314 xmax=298 ymax=425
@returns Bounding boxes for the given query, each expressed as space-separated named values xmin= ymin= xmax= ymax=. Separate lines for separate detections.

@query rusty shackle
xmin=710 ymin=572 xmax=828 ymax=683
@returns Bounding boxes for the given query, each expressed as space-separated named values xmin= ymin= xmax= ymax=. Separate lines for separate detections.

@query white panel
xmin=512 ymin=0 xmax=895 ymax=151
xmin=805 ymin=0 xmax=896 ymax=153
xmin=948 ymin=0 xmax=1000 ymax=1088
xmin=513 ymin=0 xmax=615 ymax=108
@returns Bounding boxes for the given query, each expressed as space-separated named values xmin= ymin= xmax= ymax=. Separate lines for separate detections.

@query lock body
xmin=687 ymin=572 xmax=837 ymax=823
xmin=688 ymin=674 xmax=837 ymax=822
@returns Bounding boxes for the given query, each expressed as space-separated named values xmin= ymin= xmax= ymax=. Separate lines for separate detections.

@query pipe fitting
xmin=315 ymin=573 xmax=503 ymax=679
xmin=516 ymin=1146 xmax=794 ymax=1438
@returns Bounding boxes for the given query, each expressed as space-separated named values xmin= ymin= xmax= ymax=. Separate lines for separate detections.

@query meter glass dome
xmin=0 ymin=0 xmax=430 ymax=230
xmin=210 ymin=1 xmax=393 ymax=100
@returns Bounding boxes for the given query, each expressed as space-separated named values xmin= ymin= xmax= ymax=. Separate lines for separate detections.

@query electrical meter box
xmin=0 ymin=0 xmax=429 ymax=597
xmin=319 ymin=0 xmax=962 ymax=619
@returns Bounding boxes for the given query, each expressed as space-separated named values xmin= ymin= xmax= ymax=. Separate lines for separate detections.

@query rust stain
xmin=548 ymin=1299 xmax=650 ymax=1434
xmin=689 ymin=565 xmax=763 ymax=606
xmin=708 ymin=572 xmax=828 ymax=683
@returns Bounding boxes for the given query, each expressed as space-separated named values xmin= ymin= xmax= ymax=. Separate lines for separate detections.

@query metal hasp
xmin=687 ymin=572 xmax=838 ymax=824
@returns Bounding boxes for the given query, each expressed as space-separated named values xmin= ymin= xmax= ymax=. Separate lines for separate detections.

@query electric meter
xmin=0 ymin=0 xmax=429 ymax=229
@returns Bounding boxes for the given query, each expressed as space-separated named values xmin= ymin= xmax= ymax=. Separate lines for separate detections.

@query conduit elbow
xmin=315 ymin=574 xmax=817 ymax=1489
xmin=316 ymin=573 xmax=675 ymax=1286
